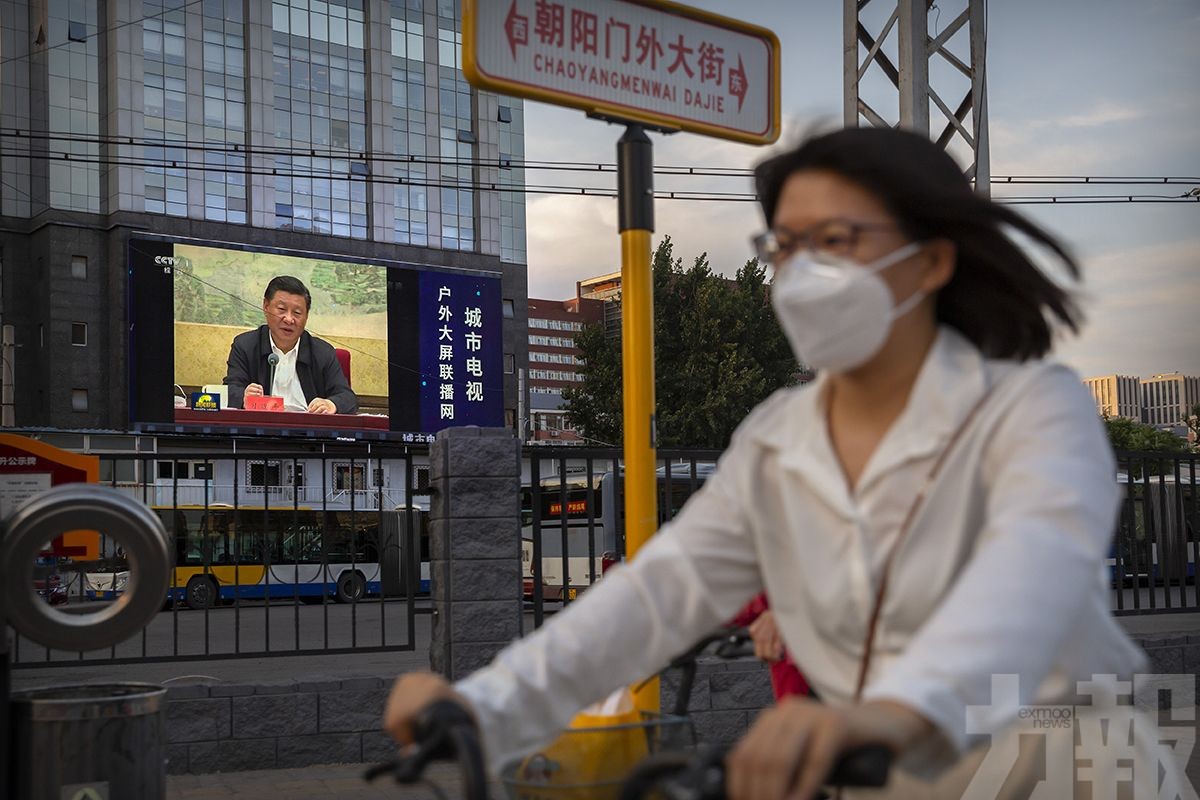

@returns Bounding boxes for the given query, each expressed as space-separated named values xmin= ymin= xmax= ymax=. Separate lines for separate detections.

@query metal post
xmin=968 ymin=0 xmax=991 ymax=196
xmin=897 ymin=0 xmax=929 ymax=134
xmin=842 ymin=0 xmax=860 ymax=129
xmin=1 ymin=325 xmax=14 ymax=427
xmin=617 ymin=123 xmax=659 ymax=713
xmin=846 ymin=0 xmax=988 ymax=188
xmin=1 ymin=626 xmax=10 ymax=799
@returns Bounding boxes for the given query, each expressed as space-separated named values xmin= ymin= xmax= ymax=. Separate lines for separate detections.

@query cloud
xmin=1054 ymin=238 xmax=1200 ymax=377
xmin=1039 ymin=102 xmax=1145 ymax=130
xmin=526 ymin=194 xmax=619 ymax=299
xmin=522 ymin=106 xmax=817 ymax=300
xmin=988 ymin=102 xmax=1144 ymax=175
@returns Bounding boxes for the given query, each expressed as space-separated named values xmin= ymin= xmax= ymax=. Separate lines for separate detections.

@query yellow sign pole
xmin=617 ymin=124 xmax=660 ymax=712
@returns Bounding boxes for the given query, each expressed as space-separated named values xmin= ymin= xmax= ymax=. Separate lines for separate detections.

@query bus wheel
xmin=186 ymin=576 xmax=218 ymax=609
xmin=335 ymin=571 xmax=366 ymax=603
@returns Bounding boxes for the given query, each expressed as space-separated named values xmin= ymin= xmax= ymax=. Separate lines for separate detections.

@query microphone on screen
xmin=267 ymin=352 xmax=280 ymax=396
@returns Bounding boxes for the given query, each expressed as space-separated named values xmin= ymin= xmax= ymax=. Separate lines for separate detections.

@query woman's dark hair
xmin=264 ymin=275 xmax=312 ymax=310
xmin=754 ymin=127 xmax=1080 ymax=361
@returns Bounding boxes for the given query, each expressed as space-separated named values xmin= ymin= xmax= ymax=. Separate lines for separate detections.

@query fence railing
xmin=521 ymin=447 xmax=721 ymax=629
xmin=1110 ymin=451 xmax=1199 ymax=614
xmin=16 ymin=442 xmax=1196 ymax=668
xmin=521 ymin=448 xmax=1200 ymax=623
xmin=15 ymin=446 xmax=431 ymax=668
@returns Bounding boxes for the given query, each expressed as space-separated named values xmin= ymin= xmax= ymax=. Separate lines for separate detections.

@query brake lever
xmin=363 ymin=700 xmax=476 ymax=785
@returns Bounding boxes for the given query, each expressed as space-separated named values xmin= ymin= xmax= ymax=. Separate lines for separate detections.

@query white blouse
xmin=456 ymin=327 xmax=1148 ymax=777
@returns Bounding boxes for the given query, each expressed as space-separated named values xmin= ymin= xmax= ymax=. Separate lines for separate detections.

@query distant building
xmin=0 ymin=0 xmax=528 ymax=429
xmin=577 ymin=272 xmax=622 ymax=338
xmin=1141 ymin=372 xmax=1200 ymax=435
xmin=526 ymin=297 xmax=604 ymax=444
xmin=1083 ymin=375 xmax=1142 ymax=421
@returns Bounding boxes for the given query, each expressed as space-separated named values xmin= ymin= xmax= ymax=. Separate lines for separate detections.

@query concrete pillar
xmin=428 ymin=426 xmax=522 ymax=681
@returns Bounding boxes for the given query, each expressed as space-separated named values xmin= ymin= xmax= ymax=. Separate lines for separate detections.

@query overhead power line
xmin=3 ymin=130 xmax=1198 ymax=187
xmin=5 ymin=146 xmax=1199 ymax=206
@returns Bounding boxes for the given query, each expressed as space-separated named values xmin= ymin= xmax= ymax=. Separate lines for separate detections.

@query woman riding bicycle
xmin=386 ymin=128 xmax=1187 ymax=799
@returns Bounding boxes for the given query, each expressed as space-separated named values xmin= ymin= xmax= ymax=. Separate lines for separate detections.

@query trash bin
xmin=11 ymin=683 xmax=167 ymax=800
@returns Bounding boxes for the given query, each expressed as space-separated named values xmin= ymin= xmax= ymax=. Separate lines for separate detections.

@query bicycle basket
xmin=501 ymin=711 xmax=695 ymax=800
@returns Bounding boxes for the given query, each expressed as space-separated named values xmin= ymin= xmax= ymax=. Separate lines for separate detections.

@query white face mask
xmin=770 ymin=242 xmax=924 ymax=373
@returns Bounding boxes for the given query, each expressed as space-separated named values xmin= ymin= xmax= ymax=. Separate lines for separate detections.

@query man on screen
xmin=224 ymin=276 xmax=359 ymax=414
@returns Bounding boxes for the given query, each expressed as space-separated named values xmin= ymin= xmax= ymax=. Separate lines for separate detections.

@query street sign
xmin=464 ymin=0 xmax=780 ymax=145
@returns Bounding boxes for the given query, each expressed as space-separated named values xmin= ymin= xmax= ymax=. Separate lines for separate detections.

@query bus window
xmin=657 ymin=482 xmax=696 ymax=523
xmin=324 ymin=512 xmax=377 ymax=563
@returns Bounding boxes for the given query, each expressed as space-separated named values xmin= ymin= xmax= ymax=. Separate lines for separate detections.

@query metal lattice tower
xmin=844 ymin=0 xmax=990 ymax=195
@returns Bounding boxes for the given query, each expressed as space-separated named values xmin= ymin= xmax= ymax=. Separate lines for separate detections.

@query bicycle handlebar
xmin=618 ymin=742 xmax=893 ymax=800
xmin=363 ymin=699 xmax=489 ymax=800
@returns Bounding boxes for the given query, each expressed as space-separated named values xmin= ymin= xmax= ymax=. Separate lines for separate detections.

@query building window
xmin=498 ymin=105 xmax=512 ymax=123
xmin=68 ymin=21 xmax=87 ymax=42
xmin=247 ymin=460 xmax=283 ymax=489
xmin=71 ymin=389 xmax=88 ymax=411
xmin=437 ymin=27 xmax=462 ymax=68
xmin=157 ymin=460 xmax=212 ymax=480
xmin=504 ymin=353 xmax=515 ymax=374
xmin=503 ymin=298 xmax=515 ymax=318
xmin=71 ymin=322 xmax=87 ymax=346
xmin=71 ymin=255 xmax=87 ymax=279
xmin=273 ymin=0 xmax=367 ymax=238
xmin=334 ymin=463 xmax=367 ymax=491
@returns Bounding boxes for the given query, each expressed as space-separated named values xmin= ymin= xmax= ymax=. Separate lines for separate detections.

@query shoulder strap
xmin=851 ymin=377 xmax=1005 ymax=702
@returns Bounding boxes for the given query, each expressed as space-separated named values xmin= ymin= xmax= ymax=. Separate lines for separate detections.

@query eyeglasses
xmin=751 ymin=218 xmax=898 ymax=266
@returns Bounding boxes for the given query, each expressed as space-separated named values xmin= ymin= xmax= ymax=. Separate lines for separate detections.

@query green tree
xmin=1103 ymin=416 xmax=1188 ymax=453
xmin=563 ymin=236 xmax=797 ymax=449
xmin=559 ymin=320 xmax=623 ymax=445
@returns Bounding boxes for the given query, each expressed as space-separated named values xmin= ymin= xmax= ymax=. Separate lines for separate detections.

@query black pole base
xmin=618 ymin=125 xmax=654 ymax=233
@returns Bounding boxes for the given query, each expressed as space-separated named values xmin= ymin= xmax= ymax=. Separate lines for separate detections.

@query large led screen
xmin=128 ymin=236 xmax=504 ymax=440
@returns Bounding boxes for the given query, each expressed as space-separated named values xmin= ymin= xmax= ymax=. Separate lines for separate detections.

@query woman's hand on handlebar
xmin=726 ymin=698 xmax=932 ymax=800
xmin=383 ymin=671 xmax=474 ymax=747
xmin=748 ymin=610 xmax=784 ymax=662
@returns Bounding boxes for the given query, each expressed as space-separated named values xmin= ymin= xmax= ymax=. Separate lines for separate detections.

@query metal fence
xmin=522 ymin=447 xmax=721 ymax=629
xmin=1111 ymin=451 xmax=1199 ymax=614
xmin=522 ymin=447 xmax=1200 ymax=624
xmin=16 ymin=443 xmax=1196 ymax=666
xmin=16 ymin=446 xmax=430 ymax=667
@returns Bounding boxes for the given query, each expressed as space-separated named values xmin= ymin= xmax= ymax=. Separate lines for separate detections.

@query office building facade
xmin=0 ymin=0 xmax=527 ymax=429
xmin=525 ymin=296 xmax=602 ymax=444
xmin=1083 ymin=375 xmax=1142 ymax=421
xmin=1141 ymin=372 xmax=1200 ymax=434
xmin=577 ymin=270 xmax=622 ymax=339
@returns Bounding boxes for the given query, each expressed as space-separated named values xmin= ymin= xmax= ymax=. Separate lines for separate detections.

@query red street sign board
xmin=0 ymin=434 xmax=99 ymax=558
xmin=464 ymin=0 xmax=780 ymax=145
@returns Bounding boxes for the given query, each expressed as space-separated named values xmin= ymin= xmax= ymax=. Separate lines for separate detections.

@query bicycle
xmin=366 ymin=628 xmax=892 ymax=799
xmin=364 ymin=700 xmax=890 ymax=800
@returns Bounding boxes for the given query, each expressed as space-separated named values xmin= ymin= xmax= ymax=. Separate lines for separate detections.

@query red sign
xmin=465 ymin=0 xmax=780 ymax=145
xmin=0 ymin=434 xmax=99 ymax=559
xmin=548 ymin=499 xmax=589 ymax=516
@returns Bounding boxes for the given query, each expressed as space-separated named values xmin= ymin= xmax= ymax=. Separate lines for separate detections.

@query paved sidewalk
xmin=167 ymin=762 xmax=506 ymax=799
